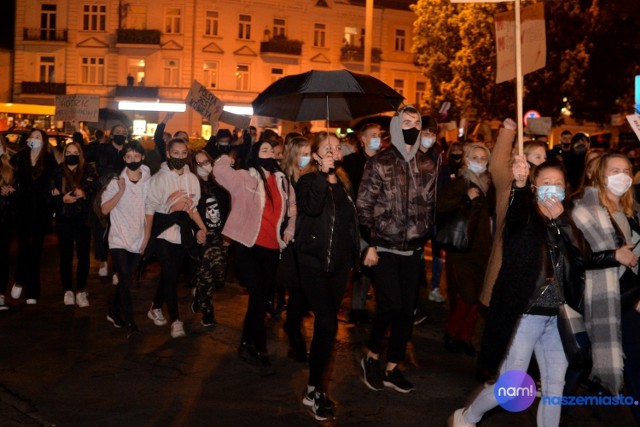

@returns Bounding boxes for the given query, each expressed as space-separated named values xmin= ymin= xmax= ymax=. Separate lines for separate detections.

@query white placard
xmin=627 ymin=114 xmax=640 ymax=142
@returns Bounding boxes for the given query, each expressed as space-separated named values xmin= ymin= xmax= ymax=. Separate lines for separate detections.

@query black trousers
xmin=153 ymin=239 xmax=186 ymax=322
xmin=15 ymin=226 xmax=46 ymax=300
xmin=234 ymin=242 xmax=279 ymax=354
xmin=56 ymin=221 xmax=91 ymax=292
xmin=0 ymin=224 xmax=11 ymax=295
xmin=110 ymin=249 xmax=141 ymax=323
xmin=88 ymin=211 xmax=108 ymax=262
xmin=299 ymin=263 xmax=350 ymax=389
xmin=369 ymin=250 xmax=421 ymax=363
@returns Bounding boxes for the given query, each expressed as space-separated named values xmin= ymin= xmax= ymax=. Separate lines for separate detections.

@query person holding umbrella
xmin=357 ymin=106 xmax=437 ymax=393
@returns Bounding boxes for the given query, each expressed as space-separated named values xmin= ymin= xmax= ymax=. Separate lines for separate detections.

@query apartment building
xmin=11 ymin=0 xmax=425 ymax=135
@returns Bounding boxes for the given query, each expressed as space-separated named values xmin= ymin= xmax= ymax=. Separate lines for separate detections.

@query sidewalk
xmin=0 ymin=235 xmax=635 ymax=426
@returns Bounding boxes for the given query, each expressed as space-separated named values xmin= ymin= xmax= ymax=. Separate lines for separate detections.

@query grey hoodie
xmin=389 ymin=106 xmax=422 ymax=162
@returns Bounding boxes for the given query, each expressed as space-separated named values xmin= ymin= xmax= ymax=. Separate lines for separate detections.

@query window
xmin=203 ymin=62 xmax=218 ymax=89
xmin=238 ymin=15 xmax=251 ymax=40
xmin=83 ymin=5 xmax=107 ymax=31
xmin=127 ymin=5 xmax=146 ymax=29
xmin=235 ymin=64 xmax=250 ymax=91
xmin=39 ymin=56 xmax=55 ymax=82
xmin=393 ymin=79 xmax=404 ymax=95
xmin=40 ymin=4 xmax=57 ymax=40
xmin=205 ymin=11 xmax=219 ymax=36
xmin=344 ymin=26 xmax=357 ymax=46
xmin=81 ymin=57 xmax=105 ymax=84
xmin=127 ymin=58 xmax=146 ymax=85
xmin=314 ymin=23 xmax=326 ymax=47
xmin=165 ymin=8 xmax=182 ymax=34
xmin=395 ymin=29 xmax=406 ymax=52
xmin=273 ymin=18 xmax=286 ymax=37
xmin=271 ymin=67 xmax=284 ymax=83
xmin=415 ymin=81 xmax=426 ymax=105
xmin=163 ymin=60 xmax=179 ymax=86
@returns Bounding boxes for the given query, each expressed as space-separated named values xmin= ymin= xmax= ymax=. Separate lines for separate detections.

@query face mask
xmin=367 ymin=137 xmax=381 ymax=152
xmin=537 ymin=185 xmax=565 ymax=202
xmin=402 ymin=128 xmax=420 ymax=146
xmin=27 ymin=138 xmax=43 ymax=150
xmin=574 ymin=144 xmax=587 ymax=155
xmin=257 ymin=157 xmax=277 ymax=173
xmin=218 ymin=140 xmax=230 ymax=147
xmin=168 ymin=157 xmax=187 ymax=170
xmin=113 ymin=135 xmax=126 ymax=146
xmin=197 ymin=164 xmax=212 ymax=178
xmin=126 ymin=161 xmax=142 ymax=171
xmin=421 ymin=136 xmax=435 ymax=149
xmin=298 ymin=155 xmax=311 ymax=169
xmin=468 ymin=160 xmax=487 ymax=174
xmin=450 ymin=153 xmax=463 ymax=162
xmin=607 ymin=173 xmax=632 ymax=196
xmin=64 ymin=155 xmax=80 ymax=166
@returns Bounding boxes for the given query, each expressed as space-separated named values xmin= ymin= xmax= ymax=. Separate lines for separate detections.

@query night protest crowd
xmin=1 ymin=107 xmax=639 ymax=425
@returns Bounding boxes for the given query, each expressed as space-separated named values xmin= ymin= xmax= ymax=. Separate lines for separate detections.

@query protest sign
xmin=185 ymin=80 xmax=224 ymax=122
xmin=627 ymin=114 xmax=640 ymax=142
xmin=55 ymin=94 xmax=100 ymax=122
xmin=220 ymin=111 xmax=251 ymax=129
xmin=526 ymin=117 xmax=552 ymax=136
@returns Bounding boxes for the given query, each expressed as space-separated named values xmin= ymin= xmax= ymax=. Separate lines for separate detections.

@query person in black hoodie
xmin=10 ymin=129 xmax=57 ymax=304
xmin=295 ymin=132 xmax=360 ymax=421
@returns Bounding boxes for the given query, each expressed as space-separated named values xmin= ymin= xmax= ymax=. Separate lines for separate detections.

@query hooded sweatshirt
xmin=357 ymin=107 xmax=436 ymax=252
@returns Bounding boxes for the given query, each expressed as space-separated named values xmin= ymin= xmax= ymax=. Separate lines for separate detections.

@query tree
xmin=411 ymin=0 xmax=640 ymax=125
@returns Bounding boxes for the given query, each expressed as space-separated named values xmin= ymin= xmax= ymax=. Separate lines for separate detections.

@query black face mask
xmin=113 ymin=135 xmax=127 ymax=146
xmin=64 ymin=155 xmax=80 ymax=166
xmin=574 ymin=144 xmax=587 ymax=155
xmin=450 ymin=153 xmax=463 ymax=162
xmin=168 ymin=157 xmax=188 ymax=170
xmin=402 ymin=128 xmax=420 ymax=146
xmin=126 ymin=161 xmax=142 ymax=171
xmin=257 ymin=157 xmax=277 ymax=173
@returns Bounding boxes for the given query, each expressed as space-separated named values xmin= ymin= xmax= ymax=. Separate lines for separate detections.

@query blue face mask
xmin=367 ymin=137 xmax=381 ymax=152
xmin=536 ymin=185 xmax=565 ymax=202
xmin=298 ymin=155 xmax=311 ymax=169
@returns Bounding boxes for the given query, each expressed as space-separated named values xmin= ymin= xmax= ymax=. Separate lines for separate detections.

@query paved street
xmin=0 ymin=235 xmax=636 ymax=426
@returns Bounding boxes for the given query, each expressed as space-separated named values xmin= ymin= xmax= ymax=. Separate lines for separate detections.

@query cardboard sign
xmin=220 ymin=110 xmax=251 ymax=129
xmin=526 ymin=117 xmax=552 ymax=136
xmin=185 ymin=80 xmax=224 ymax=122
xmin=627 ymin=114 xmax=640 ymax=142
xmin=55 ymin=94 xmax=100 ymax=122
xmin=495 ymin=3 xmax=546 ymax=83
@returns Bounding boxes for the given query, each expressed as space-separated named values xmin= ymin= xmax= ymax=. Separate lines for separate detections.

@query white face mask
xmin=298 ymin=155 xmax=311 ymax=169
xmin=367 ymin=137 xmax=381 ymax=152
xmin=421 ymin=136 xmax=435 ymax=149
xmin=606 ymin=173 xmax=632 ymax=196
xmin=27 ymin=137 xmax=43 ymax=150
xmin=468 ymin=160 xmax=487 ymax=174
xmin=197 ymin=164 xmax=213 ymax=178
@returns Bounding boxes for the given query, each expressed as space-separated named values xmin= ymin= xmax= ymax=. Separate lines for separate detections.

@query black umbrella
xmin=252 ymin=69 xmax=404 ymax=123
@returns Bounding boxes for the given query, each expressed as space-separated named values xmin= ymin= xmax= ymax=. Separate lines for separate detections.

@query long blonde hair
xmin=281 ymin=136 xmax=310 ymax=183
xmin=592 ymin=152 xmax=635 ymax=217
xmin=0 ymin=135 xmax=13 ymax=185
xmin=308 ymin=132 xmax=352 ymax=191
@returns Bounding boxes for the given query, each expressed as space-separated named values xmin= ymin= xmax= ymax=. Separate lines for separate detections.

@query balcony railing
xmin=23 ymin=28 xmax=68 ymax=42
xmin=116 ymin=29 xmax=161 ymax=45
xmin=260 ymin=36 xmax=303 ymax=56
xmin=21 ymin=81 xmax=66 ymax=95
xmin=115 ymin=86 xmax=159 ymax=98
xmin=340 ymin=46 xmax=382 ymax=63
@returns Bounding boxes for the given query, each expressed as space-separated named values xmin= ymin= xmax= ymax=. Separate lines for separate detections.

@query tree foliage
xmin=411 ymin=0 xmax=640 ymax=124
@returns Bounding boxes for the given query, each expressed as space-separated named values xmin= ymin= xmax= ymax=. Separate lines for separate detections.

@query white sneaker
xmin=429 ymin=288 xmax=446 ymax=303
xmin=63 ymin=291 xmax=75 ymax=305
xmin=147 ymin=307 xmax=168 ymax=326
xmin=76 ymin=291 xmax=90 ymax=308
xmin=11 ymin=283 xmax=22 ymax=299
xmin=26 ymin=299 xmax=37 ymax=305
xmin=98 ymin=262 xmax=108 ymax=277
xmin=448 ymin=408 xmax=475 ymax=427
xmin=112 ymin=273 xmax=119 ymax=286
xmin=170 ymin=320 xmax=186 ymax=338
xmin=0 ymin=295 xmax=8 ymax=310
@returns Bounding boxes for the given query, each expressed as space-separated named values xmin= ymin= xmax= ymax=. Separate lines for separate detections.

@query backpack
xmin=93 ymin=173 xmax=119 ymax=228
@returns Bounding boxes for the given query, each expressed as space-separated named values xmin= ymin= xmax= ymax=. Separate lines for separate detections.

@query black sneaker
xmin=360 ymin=357 xmax=384 ymax=391
xmin=238 ymin=342 xmax=260 ymax=365
xmin=201 ymin=312 xmax=217 ymax=327
xmin=258 ymin=354 xmax=275 ymax=376
xmin=107 ymin=312 xmax=125 ymax=329
xmin=306 ymin=390 xmax=335 ymax=421
xmin=383 ymin=367 xmax=414 ymax=393
xmin=125 ymin=322 xmax=140 ymax=339
xmin=191 ymin=298 xmax=199 ymax=314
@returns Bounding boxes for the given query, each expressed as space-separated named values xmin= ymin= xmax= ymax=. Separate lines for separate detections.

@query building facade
xmin=11 ymin=0 xmax=426 ymax=135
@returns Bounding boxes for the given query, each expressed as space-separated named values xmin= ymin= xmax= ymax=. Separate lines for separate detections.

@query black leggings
xmin=57 ymin=221 xmax=91 ymax=292
xmin=153 ymin=239 xmax=186 ymax=322
xmin=110 ymin=249 xmax=141 ymax=323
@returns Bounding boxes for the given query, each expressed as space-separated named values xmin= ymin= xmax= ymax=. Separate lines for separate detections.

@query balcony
xmin=21 ymin=81 xmax=66 ymax=95
xmin=23 ymin=28 xmax=68 ymax=42
xmin=115 ymin=86 xmax=159 ymax=98
xmin=340 ymin=46 xmax=382 ymax=63
xmin=260 ymin=35 xmax=303 ymax=56
xmin=116 ymin=29 xmax=161 ymax=45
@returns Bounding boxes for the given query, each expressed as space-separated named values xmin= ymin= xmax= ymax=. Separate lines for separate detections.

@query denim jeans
xmin=466 ymin=314 xmax=568 ymax=427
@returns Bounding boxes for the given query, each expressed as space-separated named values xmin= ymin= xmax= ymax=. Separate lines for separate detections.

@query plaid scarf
xmin=571 ymin=187 xmax=624 ymax=393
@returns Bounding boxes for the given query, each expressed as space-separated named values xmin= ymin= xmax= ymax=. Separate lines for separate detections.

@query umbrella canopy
xmin=252 ymin=69 xmax=404 ymax=122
